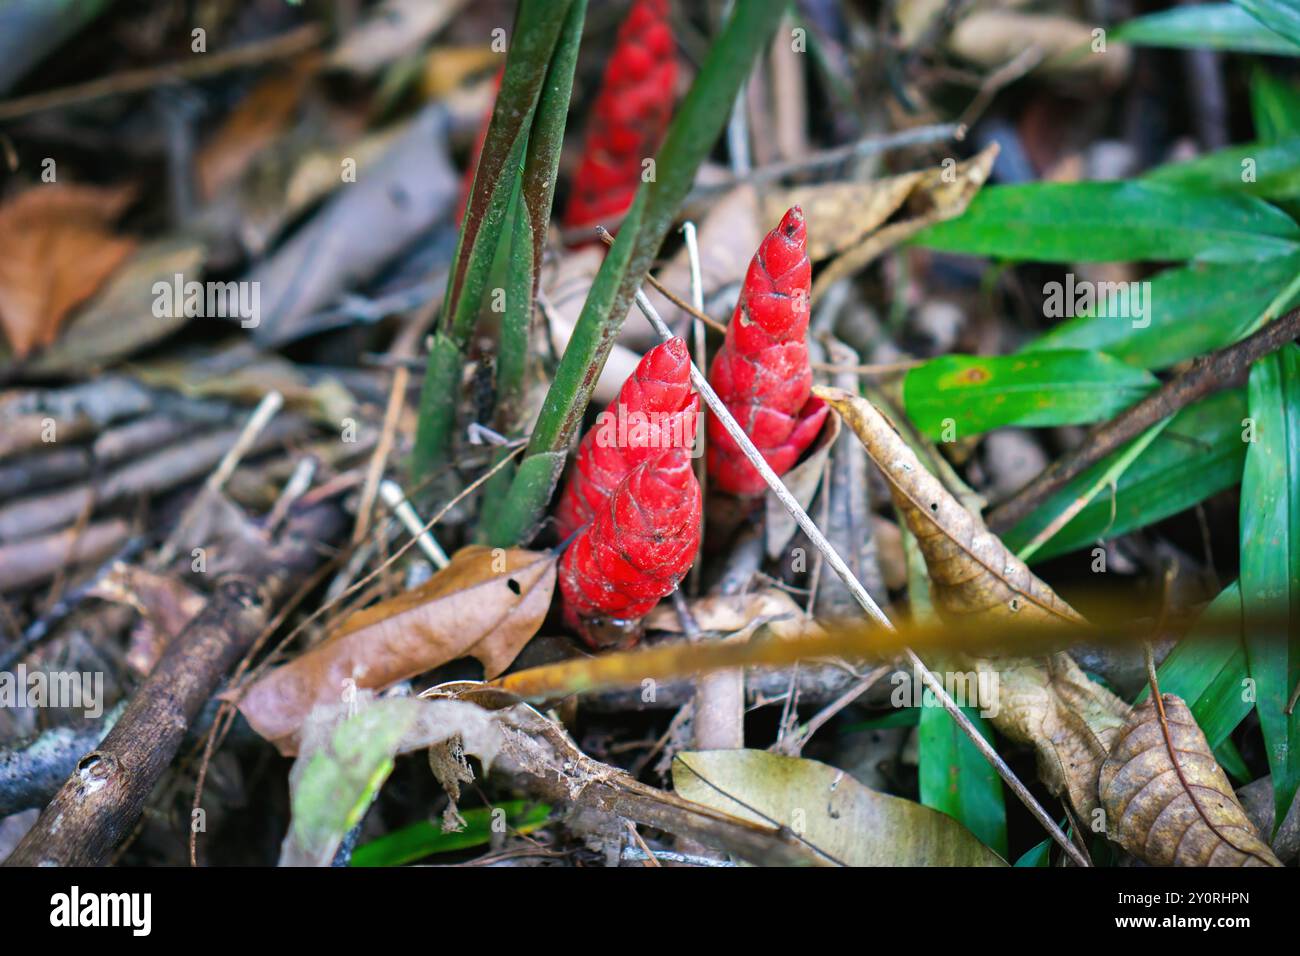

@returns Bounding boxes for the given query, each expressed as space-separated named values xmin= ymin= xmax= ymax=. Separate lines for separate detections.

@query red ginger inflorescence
xmin=707 ymin=205 xmax=828 ymax=496
xmin=562 ymin=0 xmax=676 ymax=232
xmin=559 ymin=447 xmax=701 ymax=647
xmin=553 ymin=337 xmax=698 ymax=542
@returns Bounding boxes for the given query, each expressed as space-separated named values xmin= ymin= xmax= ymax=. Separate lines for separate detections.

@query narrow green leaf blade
xmin=1004 ymin=391 xmax=1248 ymax=560
xmin=910 ymin=182 xmax=1300 ymax=264
xmin=1146 ymin=135 xmax=1300 ymax=200
xmin=413 ymin=0 xmax=578 ymax=477
xmin=1235 ymin=0 xmax=1300 ymax=47
xmin=1252 ymin=68 xmax=1300 ymax=141
xmin=1240 ymin=344 xmax=1300 ymax=832
xmin=903 ymin=350 xmax=1157 ymax=440
xmin=1138 ymin=583 xmax=1253 ymax=749
xmin=1114 ymin=4 xmax=1300 ymax=54
xmin=350 ymin=802 xmax=551 ymax=867
xmin=1025 ymin=254 xmax=1300 ymax=370
xmin=918 ymin=705 xmax=1008 ymax=857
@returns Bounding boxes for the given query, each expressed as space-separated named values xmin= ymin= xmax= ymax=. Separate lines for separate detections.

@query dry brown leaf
xmin=0 ymin=184 xmax=136 ymax=359
xmin=1099 ymin=694 xmax=1283 ymax=867
xmin=976 ymin=653 xmax=1130 ymax=818
xmin=786 ymin=145 xmax=999 ymax=304
xmin=26 ymin=237 xmax=205 ymax=375
xmin=815 ymin=385 xmax=1081 ymax=625
xmin=236 ymin=545 xmax=556 ymax=754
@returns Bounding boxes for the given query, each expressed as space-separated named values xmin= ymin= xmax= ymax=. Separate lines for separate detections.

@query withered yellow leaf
xmin=814 ymin=385 xmax=1081 ymax=625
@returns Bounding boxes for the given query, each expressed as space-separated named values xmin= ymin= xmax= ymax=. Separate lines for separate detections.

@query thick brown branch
xmin=987 ymin=306 xmax=1300 ymax=534
xmin=3 ymin=503 xmax=343 ymax=867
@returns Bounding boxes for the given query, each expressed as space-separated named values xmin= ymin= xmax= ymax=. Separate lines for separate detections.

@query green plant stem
xmin=486 ymin=0 xmax=790 ymax=546
xmin=412 ymin=0 xmax=579 ymax=479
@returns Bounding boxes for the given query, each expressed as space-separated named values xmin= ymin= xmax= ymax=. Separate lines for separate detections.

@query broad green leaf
xmin=488 ymin=0 xmax=790 ymax=545
xmin=919 ymin=705 xmax=1007 ymax=857
xmin=1114 ymin=4 xmax=1300 ymax=54
xmin=1253 ymin=69 xmax=1300 ymax=142
xmin=903 ymin=350 xmax=1157 ymax=440
xmin=1146 ymin=135 xmax=1300 ymax=200
xmin=1137 ymin=583 xmax=1253 ymax=749
xmin=1235 ymin=0 xmax=1300 ymax=47
xmin=1004 ymin=391 xmax=1248 ymax=561
xmin=1025 ymin=254 xmax=1300 ymax=370
xmin=350 ymin=801 xmax=551 ymax=867
xmin=1240 ymin=344 xmax=1300 ymax=833
xmin=910 ymin=181 xmax=1300 ymax=264
xmin=673 ymin=749 xmax=1006 ymax=866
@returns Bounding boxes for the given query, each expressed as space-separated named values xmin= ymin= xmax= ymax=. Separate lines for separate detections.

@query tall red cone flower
xmin=562 ymin=0 xmax=676 ymax=232
xmin=559 ymin=447 xmax=702 ymax=647
xmin=707 ymin=205 xmax=828 ymax=496
xmin=553 ymin=337 xmax=698 ymax=541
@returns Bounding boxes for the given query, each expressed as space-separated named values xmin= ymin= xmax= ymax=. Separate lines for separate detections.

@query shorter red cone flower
xmin=553 ymin=337 xmax=698 ymax=541
xmin=563 ymin=0 xmax=677 ymax=232
xmin=707 ymin=205 xmax=828 ymax=496
xmin=559 ymin=447 xmax=701 ymax=647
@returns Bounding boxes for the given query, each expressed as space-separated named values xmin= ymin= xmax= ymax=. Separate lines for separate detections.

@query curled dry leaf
xmin=236 ymin=545 xmax=556 ymax=754
xmin=1099 ymin=694 xmax=1282 ymax=867
xmin=643 ymin=588 xmax=825 ymax=643
xmin=816 ymin=385 xmax=1133 ymax=818
xmin=815 ymin=386 xmax=1081 ymax=625
xmin=761 ymin=145 xmax=998 ymax=305
xmin=0 ymin=184 xmax=136 ymax=359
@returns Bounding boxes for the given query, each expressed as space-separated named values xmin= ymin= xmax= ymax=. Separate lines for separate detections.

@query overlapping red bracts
xmin=559 ymin=447 xmax=701 ymax=646
xmin=707 ymin=205 xmax=828 ymax=496
xmin=562 ymin=0 xmax=676 ymax=231
xmin=553 ymin=337 xmax=698 ymax=541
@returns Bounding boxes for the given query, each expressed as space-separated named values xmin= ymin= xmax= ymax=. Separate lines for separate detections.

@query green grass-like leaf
xmin=1025 ymin=254 xmax=1300 ymax=370
xmin=1114 ymin=3 xmax=1300 ymax=54
xmin=910 ymin=181 xmax=1300 ymax=264
xmin=1004 ymin=390 xmax=1248 ymax=561
xmin=1234 ymin=0 xmax=1300 ymax=47
xmin=350 ymin=802 xmax=551 ymax=867
xmin=1240 ymin=344 xmax=1300 ymax=833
